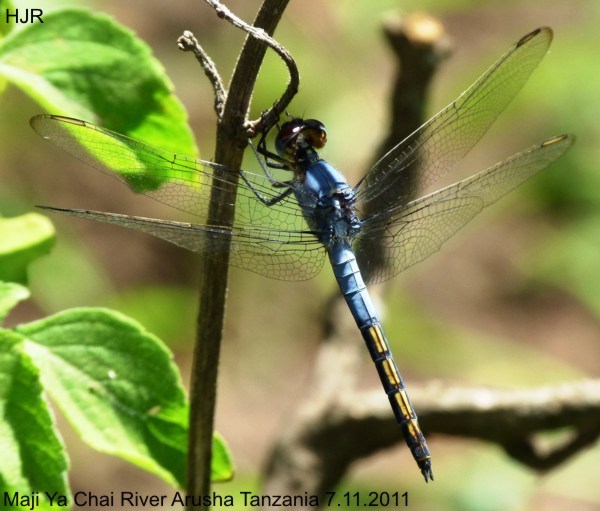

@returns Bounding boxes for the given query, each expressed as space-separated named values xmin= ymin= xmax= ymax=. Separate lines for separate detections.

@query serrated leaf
xmin=0 ymin=329 xmax=70 ymax=510
xmin=17 ymin=308 xmax=188 ymax=487
xmin=0 ymin=8 xmax=197 ymax=158
xmin=16 ymin=308 xmax=234 ymax=485
xmin=0 ymin=213 xmax=54 ymax=284
xmin=0 ymin=282 xmax=29 ymax=324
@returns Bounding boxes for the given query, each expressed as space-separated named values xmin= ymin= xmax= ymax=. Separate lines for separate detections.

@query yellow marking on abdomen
xmin=381 ymin=359 xmax=401 ymax=387
xmin=365 ymin=324 xmax=387 ymax=355
xmin=392 ymin=390 xmax=416 ymax=420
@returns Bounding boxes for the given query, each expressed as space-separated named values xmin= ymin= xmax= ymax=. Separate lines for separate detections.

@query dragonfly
xmin=30 ymin=27 xmax=574 ymax=482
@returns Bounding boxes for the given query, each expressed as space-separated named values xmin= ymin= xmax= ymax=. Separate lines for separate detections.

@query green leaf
xmin=0 ymin=0 xmax=16 ymax=38
xmin=0 ymin=282 xmax=29 ymax=324
xmin=17 ymin=308 xmax=235 ymax=485
xmin=17 ymin=308 xmax=189 ymax=487
xmin=0 ymin=329 xmax=70 ymax=510
xmin=212 ymin=432 xmax=234 ymax=482
xmin=0 ymin=213 xmax=54 ymax=284
xmin=0 ymin=8 xmax=197 ymax=157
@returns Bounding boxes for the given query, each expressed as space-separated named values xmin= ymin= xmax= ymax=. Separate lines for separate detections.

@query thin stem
xmin=203 ymin=0 xmax=299 ymax=136
xmin=178 ymin=30 xmax=227 ymax=117
xmin=186 ymin=1 xmax=294 ymax=509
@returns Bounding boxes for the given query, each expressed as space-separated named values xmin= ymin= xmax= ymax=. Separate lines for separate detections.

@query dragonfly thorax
xmin=274 ymin=119 xmax=361 ymax=245
xmin=292 ymin=159 xmax=361 ymax=245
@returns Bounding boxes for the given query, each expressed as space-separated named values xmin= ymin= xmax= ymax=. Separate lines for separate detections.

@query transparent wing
xmin=354 ymin=27 xmax=553 ymax=215
xmin=31 ymin=115 xmax=326 ymax=280
xmin=354 ymin=134 xmax=574 ymax=283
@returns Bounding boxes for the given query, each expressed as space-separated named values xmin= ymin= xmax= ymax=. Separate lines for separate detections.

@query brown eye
xmin=275 ymin=118 xmax=328 ymax=156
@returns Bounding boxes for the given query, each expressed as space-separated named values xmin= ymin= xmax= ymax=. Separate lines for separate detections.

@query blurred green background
xmin=1 ymin=0 xmax=598 ymax=509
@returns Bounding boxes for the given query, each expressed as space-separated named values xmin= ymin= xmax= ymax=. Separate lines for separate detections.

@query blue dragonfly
xmin=31 ymin=27 xmax=573 ymax=482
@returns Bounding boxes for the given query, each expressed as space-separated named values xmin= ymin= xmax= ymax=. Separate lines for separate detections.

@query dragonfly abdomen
xmin=362 ymin=322 xmax=433 ymax=481
xmin=327 ymin=242 xmax=433 ymax=481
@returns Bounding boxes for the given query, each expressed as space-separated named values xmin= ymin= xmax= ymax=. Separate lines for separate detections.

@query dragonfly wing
xmin=40 ymin=207 xmax=327 ymax=281
xmin=31 ymin=115 xmax=326 ymax=280
xmin=355 ymin=134 xmax=574 ymax=283
xmin=354 ymin=27 xmax=553 ymax=215
xmin=30 ymin=115 xmax=307 ymax=228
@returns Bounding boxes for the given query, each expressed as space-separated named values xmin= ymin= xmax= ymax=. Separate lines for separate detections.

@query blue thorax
xmin=292 ymin=151 xmax=361 ymax=245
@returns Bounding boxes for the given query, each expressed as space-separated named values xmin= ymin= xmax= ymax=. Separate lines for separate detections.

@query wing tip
xmin=30 ymin=114 xmax=87 ymax=134
xmin=518 ymin=26 xmax=553 ymax=48
xmin=541 ymin=133 xmax=576 ymax=149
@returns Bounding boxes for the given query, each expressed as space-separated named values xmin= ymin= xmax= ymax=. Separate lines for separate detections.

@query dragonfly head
xmin=275 ymin=118 xmax=327 ymax=159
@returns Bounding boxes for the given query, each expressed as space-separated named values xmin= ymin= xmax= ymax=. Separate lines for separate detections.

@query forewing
xmin=354 ymin=27 xmax=553 ymax=214
xmin=355 ymin=134 xmax=574 ymax=283
xmin=31 ymin=115 xmax=326 ymax=280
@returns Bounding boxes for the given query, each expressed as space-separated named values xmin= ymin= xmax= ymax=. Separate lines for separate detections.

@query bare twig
xmin=265 ymin=380 xmax=600 ymax=499
xmin=185 ymin=1 xmax=294 ymax=509
xmin=202 ymin=0 xmax=299 ymax=135
xmin=178 ymin=30 xmax=227 ymax=117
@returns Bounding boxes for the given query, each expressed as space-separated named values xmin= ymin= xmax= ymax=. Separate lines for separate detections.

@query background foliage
xmin=1 ymin=0 xmax=598 ymax=509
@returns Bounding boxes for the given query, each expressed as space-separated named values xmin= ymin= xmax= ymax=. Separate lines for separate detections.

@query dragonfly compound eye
xmin=302 ymin=118 xmax=328 ymax=149
xmin=275 ymin=118 xmax=328 ymax=157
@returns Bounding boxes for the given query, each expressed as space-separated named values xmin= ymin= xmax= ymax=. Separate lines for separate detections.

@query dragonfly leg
xmin=245 ymin=138 xmax=297 ymax=206
xmin=255 ymin=126 xmax=291 ymax=170
xmin=239 ymin=171 xmax=294 ymax=206
xmin=249 ymin=140 xmax=290 ymax=182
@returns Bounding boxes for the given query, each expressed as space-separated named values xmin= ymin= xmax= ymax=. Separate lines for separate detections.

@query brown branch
xmin=177 ymin=30 xmax=227 ymax=117
xmin=202 ymin=0 xmax=299 ymax=136
xmin=375 ymin=12 xmax=452 ymax=158
xmin=265 ymin=380 xmax=600 ymax=499
xmin=185 ymin=1 xmax=294 ymax=508
xmin=346 ymin=381 xmax=600 ymax=451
